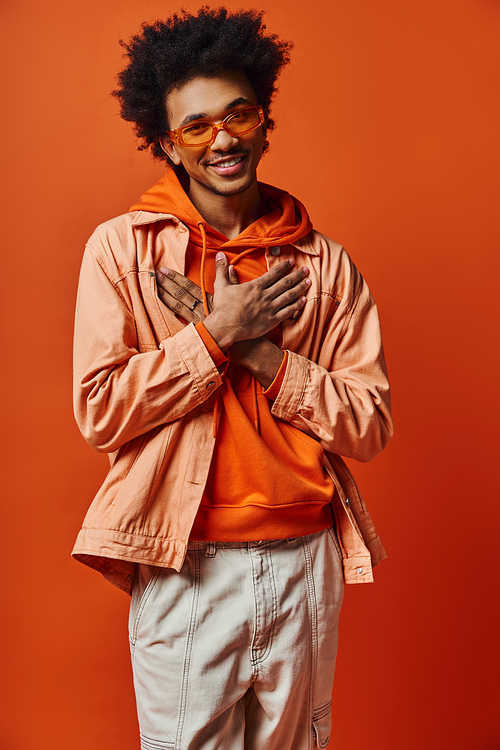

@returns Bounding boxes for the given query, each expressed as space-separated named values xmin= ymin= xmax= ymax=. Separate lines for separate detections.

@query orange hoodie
xmin=130 ymin=170 xmax=334 ymax=541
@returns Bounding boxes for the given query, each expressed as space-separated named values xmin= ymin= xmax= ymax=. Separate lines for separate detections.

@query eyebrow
xmin=178 ymin=97 xmax=253 ymax=128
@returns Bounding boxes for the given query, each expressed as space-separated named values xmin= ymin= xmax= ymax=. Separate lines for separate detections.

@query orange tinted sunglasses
xmin=167 ymin=105 xmax=265 ymax=148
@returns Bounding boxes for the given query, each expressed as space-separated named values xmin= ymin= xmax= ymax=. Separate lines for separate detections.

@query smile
xmin=206 ymin=155 xmax=246 ymax=176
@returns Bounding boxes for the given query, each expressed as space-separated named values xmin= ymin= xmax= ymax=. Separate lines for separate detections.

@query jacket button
xmin=271 ymin=246 xmax=281 ymax=256
xmin=207 ymin=381 xmax=215 ymax=389
xmin=345 ymin=497 xmax=350 ymax=506
xmin=149 ymin=272 xmax=154 ymax=277
xmin=357 ymin=567 xmax=362 ymax=574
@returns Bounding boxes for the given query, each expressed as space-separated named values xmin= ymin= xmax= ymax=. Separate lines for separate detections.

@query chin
xmin=206 ymin=173 xmax=257 ymax=198
xmin=207 ymin=183 xmax=253 ymax=197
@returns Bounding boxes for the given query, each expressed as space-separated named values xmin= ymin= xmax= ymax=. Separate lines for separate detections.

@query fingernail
xmin=216 ymin=252 xmax=225 ymax=261
xmin=305 ymin=278 xmax=311 ymax=286
xmin=160 ymin=267 xmax=171 ymax=276
xmin=288 ymin=259 xmax=295 ymax=266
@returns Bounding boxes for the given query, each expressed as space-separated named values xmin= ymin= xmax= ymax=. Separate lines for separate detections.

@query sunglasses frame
xmin=167 ymin=105 xmax=265 ymax=148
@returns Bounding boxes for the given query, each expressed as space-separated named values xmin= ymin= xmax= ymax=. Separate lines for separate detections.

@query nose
xmin=211 ymin=126 xmax=239 ymax=151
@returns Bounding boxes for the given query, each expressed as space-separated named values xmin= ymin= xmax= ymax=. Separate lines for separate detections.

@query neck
xmin=188 ymin=179 xmax=267 ymax=240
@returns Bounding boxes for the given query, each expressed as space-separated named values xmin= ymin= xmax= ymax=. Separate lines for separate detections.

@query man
xmin=72 ymin=7 xmax=393 ymax=750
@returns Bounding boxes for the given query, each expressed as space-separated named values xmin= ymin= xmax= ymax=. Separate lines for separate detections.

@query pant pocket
xmin=327 ymin=523 xmax=343 ymax=565
xmin=312 ymin=700 xmax=332 ymax=749
xmin=129 ymin=565 xmax=160 ymax=650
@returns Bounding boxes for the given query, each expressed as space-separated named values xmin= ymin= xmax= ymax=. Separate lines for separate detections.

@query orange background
xmin=1 ymin=1 xmax=499 ymax=748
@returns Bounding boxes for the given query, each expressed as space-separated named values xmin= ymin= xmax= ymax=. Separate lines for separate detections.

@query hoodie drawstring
xmin=198 ymin=221 xmax=210 ymax=316
xmin=252 ymin=377 xmax=260 ymax=435
xmin=198 ymin=219 xmax=262 ymax=439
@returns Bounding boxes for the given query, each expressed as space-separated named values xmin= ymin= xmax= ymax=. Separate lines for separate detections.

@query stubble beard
xmin=203 ymin=180 xmax=255 ymax=198
xmin=192 ymin=166 xmax=257 ymax=199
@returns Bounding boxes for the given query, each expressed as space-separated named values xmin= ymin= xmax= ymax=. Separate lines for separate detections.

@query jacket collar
xmin=129 ymin=210 xmax=319 ymax=256
xmin=131 ymin=210 xmax=184 ymax=227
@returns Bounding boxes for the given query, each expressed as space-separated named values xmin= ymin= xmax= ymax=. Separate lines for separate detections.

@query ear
xmin=159 ymin=136 xmax=182 ymax=165
xmin=261 ymin=109 xmax=268 ymax=138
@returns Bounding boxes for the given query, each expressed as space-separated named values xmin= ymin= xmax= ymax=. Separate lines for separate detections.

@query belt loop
xmin=206 ymin=541 xmax=217 ymax=558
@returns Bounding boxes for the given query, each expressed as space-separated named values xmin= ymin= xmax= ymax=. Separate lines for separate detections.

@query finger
xmin=263 ymin=280 xmax=311 ymax=325
xmin=291 ymin=299 xmax=308 ymax=321
xmin=258 ymin=259 xmax=296 ymax=289
xmin=270 ymin=276 xmax=311 ymax=311
xmin=274 ymin=295 xmax=308 ymax=323
xmin=156 ymin=283 xmax=205 ymax=324
xmin=155 ymin=270 xmax=205 ymax=322
xmin=158 ymin=267 xmax=203 ymax=300
xmin=229 ymin=265 xmax=239 ymax=285
xmin=267 ymin=267 xmax=311 ymax=301
xmin=158 ymin=268 xmax=214 ymax=313
xmin=155 ymin=269 xmax=199 ymax=307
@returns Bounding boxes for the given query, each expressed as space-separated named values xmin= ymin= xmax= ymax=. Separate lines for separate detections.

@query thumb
xmin=214 ymin=251 xmax=230 ymax=289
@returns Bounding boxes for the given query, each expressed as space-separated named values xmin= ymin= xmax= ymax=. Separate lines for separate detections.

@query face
xmin=161 ymin=71 xmax=265 ymax=199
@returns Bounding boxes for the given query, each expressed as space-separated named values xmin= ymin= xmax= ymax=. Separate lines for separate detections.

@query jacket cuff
xmin=270 ymin=350 xmax=309 ymax=421
xmin=263 ymin=351 xmax=288 ymax=400
xmin=173 ymin=323 xmax=225 ymax=393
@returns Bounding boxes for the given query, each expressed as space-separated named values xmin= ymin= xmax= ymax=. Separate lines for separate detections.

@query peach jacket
xmin=72 ymin=210 xmax=393 ymax=593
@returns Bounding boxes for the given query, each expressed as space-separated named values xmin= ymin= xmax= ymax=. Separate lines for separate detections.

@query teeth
xmin=213 ymin=156 xmax=243 ymax=168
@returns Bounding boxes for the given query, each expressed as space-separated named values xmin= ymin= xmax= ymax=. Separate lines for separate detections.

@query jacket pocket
xmin=100 ymin=433 xmax=149 ymax=521
xmin=313 ymin=700 xmax=332 ymax=749
xmin=137 ymin=268 xmax=184 ymax=348
xmin=98 ymin=423 xmax=175 ymax=533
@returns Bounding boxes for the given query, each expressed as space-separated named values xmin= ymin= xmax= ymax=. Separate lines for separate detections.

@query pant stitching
xmin=249 ymin=547 xmax=261 ymax=674
xmin=140 ymin=732 xmax=175 ymax=749
xmin=301 ymin=536 xmax=318 ymax=750
xmin=130 ymin=567 xmax=161 ymax=661
xmin=251 ymin=544 xmax=278 ymax=666
xmin=174 ymin=545 xmax=201 ymax=750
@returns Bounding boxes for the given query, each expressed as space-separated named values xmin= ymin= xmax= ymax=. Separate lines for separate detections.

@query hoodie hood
xmin=129 ymin=169 xmax=313 ymax=251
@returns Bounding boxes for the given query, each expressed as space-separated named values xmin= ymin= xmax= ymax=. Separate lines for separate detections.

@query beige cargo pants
xmin=129 ymin=526 xmax=344 ymax=750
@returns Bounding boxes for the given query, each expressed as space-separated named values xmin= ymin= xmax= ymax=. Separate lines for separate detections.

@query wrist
xmin=203 ymin=312 xmax=236 ymax=352
xmin=230 ymin=337 xmax=284 ymax=389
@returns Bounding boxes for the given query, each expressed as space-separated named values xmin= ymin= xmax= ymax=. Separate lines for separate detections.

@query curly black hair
xmin=112 ymin=6 xmax=292 ymax=166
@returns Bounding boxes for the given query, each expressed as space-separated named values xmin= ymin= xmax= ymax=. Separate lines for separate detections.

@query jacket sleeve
xmin=271 ymin=251 xmax=393 ymax=463
xmin=73 ymin=244 xmax=223 ymax=453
